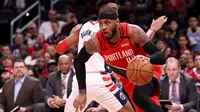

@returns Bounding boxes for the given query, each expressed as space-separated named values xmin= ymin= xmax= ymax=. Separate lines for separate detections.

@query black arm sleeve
xmin=142 ymin=41 xmax=166 ymax=65
xmin=74 ymin=46 xmax=92 ymax=90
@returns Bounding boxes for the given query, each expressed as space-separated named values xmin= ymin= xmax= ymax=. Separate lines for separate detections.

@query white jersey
xmin=78 ymin=21 xmax=105 ymax=72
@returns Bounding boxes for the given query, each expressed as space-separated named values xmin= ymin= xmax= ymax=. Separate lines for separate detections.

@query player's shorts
xmin=65 ymin=72 xmax=128 ymax=112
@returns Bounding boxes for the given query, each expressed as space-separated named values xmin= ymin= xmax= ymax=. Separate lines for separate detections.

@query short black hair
xmin=96 ymin=0 xmax=118 ymax=11
xmin=14 ymin=59 xmax=27 ymax=67
xmin=51 ymin=21 xmax=59 ymax=26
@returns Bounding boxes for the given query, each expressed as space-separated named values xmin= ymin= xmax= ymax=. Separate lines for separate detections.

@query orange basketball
xmin=126 ymin=60 xmax=154 ymax=86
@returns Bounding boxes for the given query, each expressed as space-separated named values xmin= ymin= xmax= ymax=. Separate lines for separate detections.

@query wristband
xmin=56 ymin=39 xmax=69 ymax=53
xmin=150 ymin=27 xmax=157 ymax=32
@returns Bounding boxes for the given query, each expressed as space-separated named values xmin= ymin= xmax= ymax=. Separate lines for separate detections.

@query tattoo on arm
xmin=85 ymin=33 xmax=98 ymax=54
xmin=129 ymin=24 xmax=149 ymax=47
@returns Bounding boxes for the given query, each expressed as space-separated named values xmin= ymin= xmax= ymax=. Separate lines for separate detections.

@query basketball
xmin=126 ymin=60 xmax=154 ymax=86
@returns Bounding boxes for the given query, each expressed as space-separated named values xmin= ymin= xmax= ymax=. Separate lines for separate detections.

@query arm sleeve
xmin=142 ymin=41 xmax=166 ymax=65
xmin=74 ymin=46 xmax=92 ymax=90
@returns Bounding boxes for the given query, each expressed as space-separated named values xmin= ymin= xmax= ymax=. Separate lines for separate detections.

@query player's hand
xmin=86 ymin=107 xmax=101 ymax=112
xmin=150 ymin=16 xmax=167 ymax=32
xmin=73 ymin=90 xmax=87 ymax=112
xmin=70 ymin=24 xmax=82 ymax=36
xmin=165 ymin=103 xmax=181 ymax=111
xmin=132 ymin=55 xmax=149 ymax=61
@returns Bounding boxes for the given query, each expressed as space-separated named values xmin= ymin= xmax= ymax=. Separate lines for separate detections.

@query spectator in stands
xmin=11 ymin=33 xmax=24 ymax=57
xmin=47 ymin=60 xmax=57 ymax=74
xmin=29 ymin=33 xmax=48 ymax=55
xmin=165 ymin=20 xmax=179 ymax=50
xmin=0 ymin=67 xmax=13 ymax=80
xmin=61 ymin=11 xmax=78 ymax=36
xmin=25 ymin=43 xmax=44 ymax=66
xmin=46 ymin=46 xmax=58 ymax=61
xmin=34 ymin=55 xmax=75 ymax=112
xmin=35 ymin=56 xmax=48 ymax=88
xmin=0 ymin=67 xmax=13 ymax=91
xmin=47 ymin=21 xmax=64 ymax=45
xmin=179 ymin=54 xmax=188 ymax=73
xmin=186 ymin=58 xmax=195 ymax=73
xmin=163 ymin=47 xmax=173 ymax=59
xmin=25 ymin=23 xmax=38 ymax=47
xmin=19 ymin=44 xmax=29 ymax=59
xmin=1 ymin=56 xmax=13 ymax=68
xmin=188 ymin=53 xmax=200 ymax=93
xmin=187 ymin=16 xmax=200 ymax=54
xmin=44 ymin=53 xmax=51 ymax=64
xmin=174 ymin=35 xmax=192 ymax=59
xmin=0 ymin=59 xmax=43 ymax=112
xmin=153 ymin=3 xmax=166 ymax=19
xmin=156 ymin=39 xmax=167 ymax=52
xmin=165 ymin=0 xmax=187 ymax=17
xmin=1 ymin=44 xmax=12 ymax=57
xmin=160 ymin=57 xmax=198 ymax=112
xmin=39 ymin=9 xmax=65 ymax=40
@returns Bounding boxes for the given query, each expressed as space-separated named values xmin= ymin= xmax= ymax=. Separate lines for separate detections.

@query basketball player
xmin=73 ymin=8 xmax=166 ymax=112
xmin=56 ymin=1 xmax=167 ymax=112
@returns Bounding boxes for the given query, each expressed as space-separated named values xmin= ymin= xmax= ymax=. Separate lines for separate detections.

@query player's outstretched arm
xmin=146 ymin=16 xmax=167 ymax=40
xmin=56 ymin=24 xmax=82 ymax=54
xmin=73 ymin=34 xmax=98 ymax=111
xmin=129 ymin=24 xmax=166 ymax=65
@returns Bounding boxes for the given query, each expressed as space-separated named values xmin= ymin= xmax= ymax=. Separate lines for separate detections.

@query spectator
xmin=44 ymin=53 xmax=51 ymax=64
xmin=25 ymin=23 xmax=38 ymax=47
xmin=160 ymin=57 xmax=198 ymax=112
xmin=61 ymin=12 xmax=78 ymax=36
xmin=11 ymin=33 xmax=24 ymax=57
xmin=19 ymin=44 xmax=29 ymax=59
xmin=34 ymin=55 xmax=75 ymax=112
xmin=39 ymin=10 xmax=65 ymax=40
xmin=46 ymin=46 xmax=58 ymax=61
xmin=186 ymin=58 xmax=194 ymax=73
xmin=46 ymin=21 xmax=64 ymax=46
xmin=0 ymin=67 xmax=13 ymax=92
xmin=25 ymin=43 xmax=44 ymax=66
xmin=165 ymin=20 xmax=179 ymax=50
xmin=156 ymin=39 xmax=167 ymax=52
xmin=174 ymin=35 xmax=192 ymax=59
xmin=1 ymin=56 xmax=13 ymax=68
xmin=188 ymin=53 xmax=200 ymax=92
xmin=35 ymin=56 xmax=48 ymax=88
xmin=187 ymin=16 xmax=200 ymax=53
xmin=0 ymin=67 xmax=13 ymax=82
xmin=29 ymin=33 xmax=48 ymax=55
xmin=47 ymin=60 xmax=57 ymax=74
xmin=0 ymin=59 xmax=43 ymax=112
xmin=163 ymin=47 xmax=173 ymax=59
xmin=165 ymin=0 xmax=187 ymax=17
xmin=1 ymin=44 xmax=12 ymax=57
xmin=179 ymin=54 xmax=188 ymax=73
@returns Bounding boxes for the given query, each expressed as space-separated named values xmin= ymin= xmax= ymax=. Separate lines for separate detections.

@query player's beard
xmin=106 ymin=24 xmax=117 ymax=41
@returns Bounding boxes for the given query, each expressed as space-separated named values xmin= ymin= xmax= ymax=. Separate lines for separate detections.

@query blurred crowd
xmin=0 ymin=0 xmax=200 ymax=112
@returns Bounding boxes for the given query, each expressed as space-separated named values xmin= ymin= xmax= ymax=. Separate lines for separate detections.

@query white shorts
xmin=64 ymin=72 xmax=128 ymax=112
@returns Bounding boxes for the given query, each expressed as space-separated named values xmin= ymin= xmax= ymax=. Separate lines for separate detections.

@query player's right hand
xmin=73 ymin=92 xmax=86 ymax=112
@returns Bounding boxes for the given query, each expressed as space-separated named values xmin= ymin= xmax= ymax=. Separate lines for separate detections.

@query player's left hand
xmin=150 ymin=16 xmax=167 ymax=31
xmin=165 ymin=103 xmax=181 ymax=111
xmin=132 ymin=55 xmax=149 ymax=61
xmin=73 ymin=92 xmax=87 ymax=112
